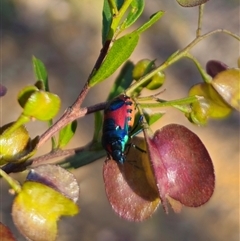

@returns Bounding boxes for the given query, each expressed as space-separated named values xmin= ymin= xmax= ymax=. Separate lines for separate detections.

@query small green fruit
xmin=188 ymin=98 xmax=211 ymax=125
xmin=132 ymin=59 xmax=155 ymax=81
xmin=22 ymin=91 xmax=61 ymax=120
xmin=18 ymin=85 xmax=61 ymax=121
xmin=189 ymin=83 xmax=232 ymax=120
xmin=0 ymin=123 xmax=30 ymax=165
xmin=146 ymin=71 xmax=165 ymax=90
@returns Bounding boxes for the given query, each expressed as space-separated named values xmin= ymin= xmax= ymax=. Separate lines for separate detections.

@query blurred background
xmin=1 ymin=0 xmax=239 ymax=240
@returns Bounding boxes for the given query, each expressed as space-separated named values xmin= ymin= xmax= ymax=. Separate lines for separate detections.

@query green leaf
xmin=60 ymin=147 xmax=106 ymax=170
xmin=32 ymin=56 xmax=49 ymax=91
xmin=136 ymin=11 xmax=164 ymax=34
xmin=107 ymin=60 xmax=134 ymax=100
xmin=102 ymin=0 xmax=112 ymax=44
xmin=144 ymin=110 xmax=164 ymax=126
xmin=32 ymin=58 xmax=56 ymax=147
xmin=89 ymin=32 xmax=139 ymax=87
xmin=115 ymin=0 xmax=124 ymax=8
xmin=58 ymin=121 xmax=78 ymax=148
xmin=93 ymin=111 xmax=103 ymax=142
xmin=131 ymin=110 xmax=164 ymax=138
xmin=176 ymin=0 xmax=209 ymax=7
xmin=102 ymin=0 xmax=126 ymax=43
xmin=121 ymin=0 xmax=145 ymax=30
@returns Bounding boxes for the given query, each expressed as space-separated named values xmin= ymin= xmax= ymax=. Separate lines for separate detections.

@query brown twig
xmin=1 ymin=100 xmax=109 ymax=174
xmin=37 ymin=38 xmax=113 ymax=149
xmin=31 ymin=145 xmax=88 ymax=166
xmin=1 ymin=29 xmax=114 ymax=175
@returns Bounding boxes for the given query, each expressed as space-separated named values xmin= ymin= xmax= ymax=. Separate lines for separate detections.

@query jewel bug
xmin=102 ymin=94 xmax=136 ymax=164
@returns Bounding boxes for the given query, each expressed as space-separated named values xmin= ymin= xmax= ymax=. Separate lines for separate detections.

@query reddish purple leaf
xmin=0 ymin=222 xmax=16 ymax=241
xmin=103 ymin=137 xmax=160 ymax=221
xmin=144 ymin=124 xmax=215 ymax=212
xmin=206 ymin=60 xmax=228 ymax=78
xmin=0 ymin=84 xmax=7 ymax=97
xmin=27 ymin=164 xmax=79 ymax=203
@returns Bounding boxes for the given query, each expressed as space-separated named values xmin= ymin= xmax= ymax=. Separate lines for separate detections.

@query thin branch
xmin=108 ymin=0 xmax=118 ymax=15
xmin=86 ymin=101 xmax=107 ymax=114
xmin=31 ymin=147 xmax=86 ymax=166
xmin=89 ymin=40 xmax=112 ymax=78
xmin=1 ymin=145 xmax=90 ymax=173
xmin=126 ymin=28 xmax=240 ymax=96
xmin=37 ymin=106 xmax=88 ymax=148
xmin=36 ymin=37 xmax=115 ymax=149
xmin=196 ymin=4 xmax=205 ymax=37
xmin=0 ymin=100 xmax=109 ymax=174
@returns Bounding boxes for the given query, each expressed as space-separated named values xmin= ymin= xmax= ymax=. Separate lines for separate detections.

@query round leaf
xmin=27 ymin=164 xmax=79 ymax=203
xmin=103 ymin=137 xmax=160 ymax=221
xmin=0 ymin=84 xmax=7 ymax=97
xmin=211 ymin=68 xmax=240 ymax=111
xmin=144 ymin=124 xmax=215 ymax=212
xmin=0 ymin=222 xmax=16 ymax=241
xmin=12 ymin=181 xmax=79 ymax=241
xmin=206 ymin=60 xmax=228 ymax=78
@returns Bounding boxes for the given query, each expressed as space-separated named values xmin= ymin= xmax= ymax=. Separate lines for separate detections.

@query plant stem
xmin=1 ymin=115 xmax=30 ymax=137
xmin=126 ymin=28 xmax=240 ymax=96
xmin=0 ymin=100 xmax=108 ymax=173
xmin=185 ymin=53 xmax=212 ymax=83
xmin=37 ymin=106 xmax=88 ymax=149
xmin=0 ymin=169 xmax=21 ymax=193
xmin=89 ymin=40 xmax=112 ymax=79
xmin=196 ymin=4 xmax=205 ymax=37
xmin=37 ymin=19 xmax=115 ymax=149
xmin=108 ymin=0 xmax=118 ymax=15
xmin=109 ymin=0 xmax=133 ymax=38
xmin=138 ymin=96 xmax=198 ymax=108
